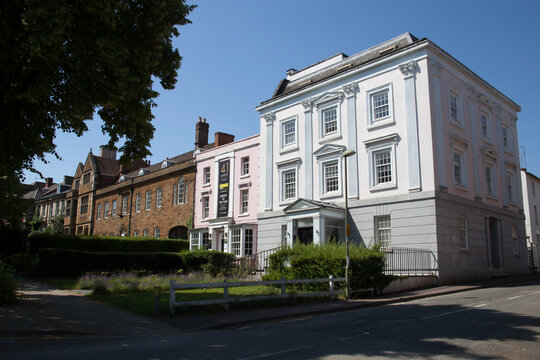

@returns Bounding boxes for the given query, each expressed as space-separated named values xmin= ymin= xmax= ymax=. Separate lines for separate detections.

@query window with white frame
xmin=231 ymin=228 xmax=241 ymax=256
xmin=240 ymin=189 xmax=249 ymax=214
xmin=374 ymin=149 xmax=393 ymax=186
xmin=281 ymin=118 xmax=296 ymax=149
xmin=449 ymin=91 xmax=461 ymax=124
xmin=133 ymin=230 xmax=139 ymax=237
xmin=282 ymin=169 xmax=297 ymax=201
xmin=241 ymin=157 xmax=249 ymax=176
xmin=177 ymin=178 xmax=186 ymax=204
xmin=111 ymin=200 xmax=116 ymax=217
xmin=481 ymin=112 xmax=489 ymax=138
xmin=324 ymin=161 xmax=339 ymax=194
xmin=122 ymin=195 xmax=128 ymax=214
xmin=154 ymin=227 xmax=160 ymax=238
xmin=506 ymin=172 xmax=515 ymax=202
xmin=485 ymin=165 xmax=495 ymax=196
xmin=145 ymin=191 xmax=152 ymax=211
xmin=97 ymin=204 xmax=102 ymax=220
xmin=453 ymin=151 xmax=464 ymax=186
xmin=104 ymin=202 xmax=109 ymax=218
xmin=190 ymin=232 xmax=199 ymax=250
xmin=375 ymin=215 xmax=391 ymax=247
xmin=202 ymin=232 xmax=211 ymax=250
xmin=458 ymin=215 xmax=468 ymax=249
xmin=512 ymin=225 xmax=518 ymax=255
xmin=135 ymin=193 xmax=141 ymax=212
xmin=244 ymin=229 xmax=253 ymax=255
xmin=156 ymin=188 xmax=162 ymax=208
xmin=203 ymin=167 xmax=210 ymax=185
xmin=143 ymin=229 xmax=149 ymax=237
xmin=321 ymin=106 xmax=338 ymax=136
xmin=202 ymin=196 xmax=209 ymax=219
xmin=369 ymin=86 xmax=393 ymax=126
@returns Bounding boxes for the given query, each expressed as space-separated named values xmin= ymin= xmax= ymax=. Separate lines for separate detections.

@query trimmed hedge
xmin=37 ymin=249 xmax=185 ymax=276
xmin=28 ymin=232 xmax=189 ymax=253
xmin=182 ymin=250 xmax=236 ymax=276
xmin=263 ymin=243 xmax=388 ymax=292
xmin=36 ymin=248 xmax=236 ymax=276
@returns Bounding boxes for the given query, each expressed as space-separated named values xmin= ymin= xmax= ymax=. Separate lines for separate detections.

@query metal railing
xmin=235 ymin=246 xmax=282 ymax=275
xmin=169 ymin=276 xmax=345 ymax=313
xmin=383 ymin=246 xmax=439 ymax=276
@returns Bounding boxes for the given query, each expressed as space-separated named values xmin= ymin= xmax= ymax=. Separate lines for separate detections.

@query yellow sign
xmin=219 ymin=183 xmax=229 ymax=189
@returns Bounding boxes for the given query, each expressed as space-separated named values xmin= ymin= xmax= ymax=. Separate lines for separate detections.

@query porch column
xmin=399 ymin=61 xmax=421 ymax=192
xmin=343 ymin=82 xmax=359 ymax=198
xmin=313 ymin=215 xmax=322 ymax=246
xmin=263 ymin=112 xmax=275 ymax=210
xmin=302 ymin=99 xmax=314 ymax=200
xmin=286 ymin=219 xmax=294 ymax=247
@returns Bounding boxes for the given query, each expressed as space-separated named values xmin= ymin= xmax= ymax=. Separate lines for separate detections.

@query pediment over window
xmin=276 ymin=157 xmax=301 ymax=168
xmin=449 ymin=134 xmax=469 ymax=149
xmin=480 ymin=146 xmax=498 ymax=163
xmin=363 ymin=133 xmax=400 ymax=148
xmin=313 ymin=144 xmax=346 ymax=159
xmin=313 ymin=91 xmax=344 ymax=107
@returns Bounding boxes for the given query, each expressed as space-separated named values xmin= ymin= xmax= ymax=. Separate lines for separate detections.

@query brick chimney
xmin=45 ymin=177 xmax=54 ymax=187
xmin=214 ymin=132 xmax=235 ymax=147
xmin=195 ymin=117 xmax=209 ymax=148
xmin=99 ymin=145 xmax=117 ymax=160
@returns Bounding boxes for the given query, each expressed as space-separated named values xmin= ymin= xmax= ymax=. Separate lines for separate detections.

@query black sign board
xmin=217 ymin=159 xmax=230 ymax=217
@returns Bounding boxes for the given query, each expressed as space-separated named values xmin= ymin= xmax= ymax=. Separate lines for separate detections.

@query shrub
xmin=0 ymin=226 xmax=28 ymax=257
xmin=36 ymin=249 xmax=184 ymax=276
xmin=263 ymin=243 xmax=388 ymax=292
xmin=0 ymin=262 xmax=19 ymax=305
xmin=27 ymin=232 xmax=189 ymax=253
xmin=182 ymin=250 xmax=236 ymax=276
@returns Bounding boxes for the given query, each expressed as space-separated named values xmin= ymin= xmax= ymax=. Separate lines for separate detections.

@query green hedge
xmin=0 ymin=226 xmax=28 ymax=257
xmin=35 ymin=248 xmax=236 ymax=276
xmin=28 ymin=232 xmax=189 ymax=253
xmin=37 ymin=249 xmax=185 ymax=276
xmin=263 ymin=243 xmax=388 ymax=292
xmin=0 ymin=262 xmax=19 ymax=305
xmin=182 ymin=250 xmax=236 ymax=276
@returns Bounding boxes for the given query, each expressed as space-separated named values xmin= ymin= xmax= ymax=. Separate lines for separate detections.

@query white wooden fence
xmin=169 ymin=277 xmax=346 ymax=314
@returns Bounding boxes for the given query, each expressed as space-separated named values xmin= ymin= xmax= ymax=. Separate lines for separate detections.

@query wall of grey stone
xmin=435 ymin=194 xmax=528 ymax=283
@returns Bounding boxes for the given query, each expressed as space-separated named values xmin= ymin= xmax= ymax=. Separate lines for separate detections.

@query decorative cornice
xmin=509 ymin=114 xmax=518 ymax=122
xmin=263 ymin=112 xmax=276 ymax=125
xmin=301 ymin=98 xmax=314 ymax=111
xmin=342 ymin=82 xmax=359 ymax=97
xmin=399 ymin=61 xmax=418 ymax=77
xmin=492 ymin=103 xmax=503 ymax=115
xmin=363 ymin=133 xmax=400 ymax=148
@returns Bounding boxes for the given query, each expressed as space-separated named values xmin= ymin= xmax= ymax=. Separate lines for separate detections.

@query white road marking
xmin=507 ymin=295 xmax=523 ymax=300
xmin=473 ymin=303 xmax=487 ymax=308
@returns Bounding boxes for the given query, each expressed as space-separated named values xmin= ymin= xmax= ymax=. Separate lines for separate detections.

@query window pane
xmin=283 ymin=121 xmax=296 ymax=145
xmin=376 ymin=215 xmax=391 ymax=247
xmin=231 ymin=229 xmax=241 ymax=256
xmin=284 ymin=170 xmax=296 ymax=199
xmin=244 ymin=229 xmax=253 ymax=255
xmin=325 ymin=162 xmax=339 ymax=193
xmin=323 ymin=107 xmax=337 ymax=135
xmin=372 ymin=90 xmax=389 ymax=120
xmin=375 ymin=150 xmax=392 ymax=185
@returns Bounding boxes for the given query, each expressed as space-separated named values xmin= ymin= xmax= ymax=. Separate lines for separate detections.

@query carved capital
xmin=492 ymin=103 xmax=503 ymax=115
xmin=342 ymin=82 xmax=359 ymax=97
xmin=431 ymin=61 xmax=442 ymax=77
xmin=301 ymin=98 xmax=314 ymax=111
xmin=263 ymin=112 xmax=276 ymax=125
xmin=399 ymin=61 xmax=418 ymax=77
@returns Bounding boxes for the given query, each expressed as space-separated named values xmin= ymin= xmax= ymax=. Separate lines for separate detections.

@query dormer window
xmin=138 ymin=169 xmax=149 ymax=176
xmin=161 ymin=160 xmax=174 ymax=169
xmin=119 ymin=175 xmax=126 ymax=182
xmin=82 ymin=172 xmax=91 ymax=185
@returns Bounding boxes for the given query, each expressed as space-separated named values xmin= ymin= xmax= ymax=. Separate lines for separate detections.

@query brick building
xmin=92 ymin=118 xmax=235 ymax=239
xmin=31 ymin=176 xmax=73 ymax=230
xmin=63 ymin=146 xmax=146 ymax=235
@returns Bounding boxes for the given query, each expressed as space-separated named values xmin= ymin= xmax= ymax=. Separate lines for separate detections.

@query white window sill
xmin=368 ymin=118 xmax=395 ymax=130
xmin=238 ymin=213 xmax=249 ymax=217
xmin=280 ymin=146 xmax=299 ymax=155
xmin=202 ymin=183 xmax=211 ymax=188
xmin=504 ymin=148 xmax=514 ymax=155
xmin=454 ymin=184 xmax=469 ymax=192
xmin=279 ymin=199 xmax=296 ymax=206
xmin=240 ymin=174 xmax=250 ymax=179
xmin=486 ymin=194 xmax=498 ymax=200
xmin=481 ymin=136 xmax=492 ymax=145
xmin=318 ymin=134 xmax=342 ymax=144
xmin=320 ymin=191 xmax=342 ymax=200
xmin=450 ymin=120 xmax=465 ymax=131
xmin=369 ymin=183 xmax=397 ymax=192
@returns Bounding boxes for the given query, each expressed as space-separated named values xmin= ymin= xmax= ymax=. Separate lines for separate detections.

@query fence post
xmin=329 ymin=275 xmax=334 ymax=300
xmin=153 ymin=286 xmax=161 ymax=316
xmin=223 ymin=279 xmax=229 ymax=311
xmin=169 ymin=280 xmax=176 ymax=315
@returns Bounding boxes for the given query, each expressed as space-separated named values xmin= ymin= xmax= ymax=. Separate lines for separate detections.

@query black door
xmin=489 ymin=217 xmax=501 ymax=268
xmin=298 ymin=227 xmax=313 ymax=245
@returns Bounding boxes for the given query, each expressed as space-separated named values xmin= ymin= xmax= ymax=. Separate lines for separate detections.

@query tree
xmin=0 ymin=0 xmax=195 ymax=225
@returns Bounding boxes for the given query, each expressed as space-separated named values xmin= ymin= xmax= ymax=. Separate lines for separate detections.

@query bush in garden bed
xmin=0 ymin=262 xmax=19 ymax=305
xmin=182 ymin=250 xmax=236 ymax=276
xmin=27 ymin=232 xmax=189 ymax=253
xmin=263 ymin=243 xmax=388 ymax=292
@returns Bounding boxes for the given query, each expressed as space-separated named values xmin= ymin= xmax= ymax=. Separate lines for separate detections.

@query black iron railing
xmin=235 ymin=246 xmax=282 ymax=275
xmin=383 ymin=246 xmax=439 ymax=276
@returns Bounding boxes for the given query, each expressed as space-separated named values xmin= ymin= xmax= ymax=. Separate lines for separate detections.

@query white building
xmin=256 ymin=33 xmax=528 ymax=283
xmin=520 ymin=169 xmax=540 ymax=270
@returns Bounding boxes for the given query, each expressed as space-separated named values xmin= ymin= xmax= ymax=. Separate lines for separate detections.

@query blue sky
xmin=25 ymin=0 xmax=540 ymax=184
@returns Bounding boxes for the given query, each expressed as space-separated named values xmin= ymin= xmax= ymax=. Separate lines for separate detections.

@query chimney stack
xmin=99 ymin=145 xmax=117 ymax=160
xmin=195 ymin=117 xmax=209 ymax=149
xmin=214 ymin=132 xmax=235 ymax=147
xmin=45 ymin=177 xmax=54 ymax=188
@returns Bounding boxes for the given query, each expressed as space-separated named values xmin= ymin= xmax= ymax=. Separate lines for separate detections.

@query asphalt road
xmin=2 ymin=279 xmax=539 ymax=360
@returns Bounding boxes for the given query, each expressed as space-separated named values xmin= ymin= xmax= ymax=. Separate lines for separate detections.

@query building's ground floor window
xmin=375 ymin=215 xmax=391 ymax=247
xmin=190 ymin=231 xmax=200 ymax=250
xmin=202 ymin=232 xmax=211 ymax=250
xmin=231 ymin=229 xmax=242 ymax=256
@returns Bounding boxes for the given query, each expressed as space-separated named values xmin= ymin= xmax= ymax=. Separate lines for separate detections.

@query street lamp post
xmin=342 ymin=149 xmax=356 ymax=300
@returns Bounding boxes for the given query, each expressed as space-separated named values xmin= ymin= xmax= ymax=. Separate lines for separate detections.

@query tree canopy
xmin=0 ymin=0 xmax=195 ymax=224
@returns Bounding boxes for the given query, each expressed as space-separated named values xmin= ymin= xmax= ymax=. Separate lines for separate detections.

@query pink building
xmin=190 ymin=135 xmax=260 ymax=256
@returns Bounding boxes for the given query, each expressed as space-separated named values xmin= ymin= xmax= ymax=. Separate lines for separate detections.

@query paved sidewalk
xmin=0 ymin=276 xmax=180 ymax=338
xmin=2 ymin=273 xmax=539 ymax=338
